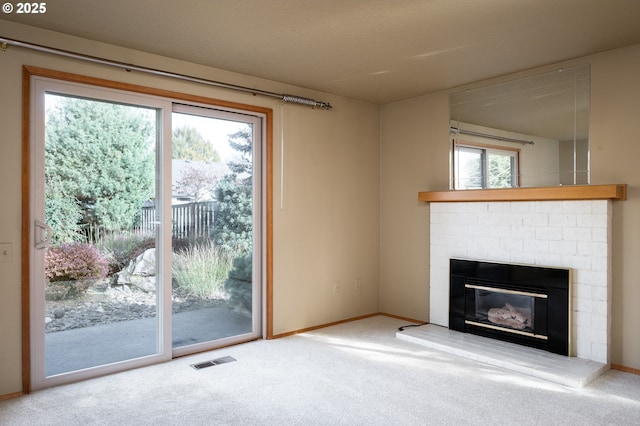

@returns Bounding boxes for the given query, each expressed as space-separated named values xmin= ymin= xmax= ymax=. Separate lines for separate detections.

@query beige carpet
xmin=2 ymin=315 xmax=640 ymax=425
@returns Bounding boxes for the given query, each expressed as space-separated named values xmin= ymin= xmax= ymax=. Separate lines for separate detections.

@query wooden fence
xmin=137 ymin=201 xmax=215 ymax=239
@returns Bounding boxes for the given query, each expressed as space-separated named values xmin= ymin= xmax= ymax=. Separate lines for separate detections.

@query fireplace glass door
xmin=465 ymin=284 xmax=544 ymax=336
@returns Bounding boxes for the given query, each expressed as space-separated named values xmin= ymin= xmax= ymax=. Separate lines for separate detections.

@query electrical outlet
xmin=333 ymin=281 xmax=341 ymax=293
xmin=0 ymin=243 xmax=12 ymax=262
xmin=355 ymin=279 xmax=362 ymax=291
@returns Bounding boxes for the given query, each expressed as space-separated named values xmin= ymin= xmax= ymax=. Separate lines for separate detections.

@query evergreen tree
xmin=44 ymin=175 xmax=83 ymax=244
xmin=215 ymin=126 xmax=254 ymax=313
xmin=45 ymin=96 xmax=155 ymax=235
xmin=213 ymin=126 xmax=253 ymax=255
xmin=172 ymin=125 xmax=221 ymax=162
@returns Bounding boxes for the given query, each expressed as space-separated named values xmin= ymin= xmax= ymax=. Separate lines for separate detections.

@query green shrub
xmin=224 ymin=254 xmax=253 ymax=315
xmin=172 ymin=242 xmax=233 ymax=299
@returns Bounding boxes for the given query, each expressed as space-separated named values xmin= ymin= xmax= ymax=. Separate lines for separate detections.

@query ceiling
xmin=3 ymin=0 xmax=640 ymax=104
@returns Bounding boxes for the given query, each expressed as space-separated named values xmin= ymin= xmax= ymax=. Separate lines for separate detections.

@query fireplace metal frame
xmin=449 ymin=258 xmax=572 ymax=356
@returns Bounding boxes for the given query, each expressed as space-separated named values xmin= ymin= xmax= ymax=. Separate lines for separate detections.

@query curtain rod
xmin=0 ymin=36 xmax=333 ymax=110
xmin=450 ymin=126 xmax=535 ymax=145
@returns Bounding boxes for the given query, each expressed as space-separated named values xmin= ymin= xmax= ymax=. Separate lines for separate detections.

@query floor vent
xmin=190 ymin=356 xmax=236 ymax=370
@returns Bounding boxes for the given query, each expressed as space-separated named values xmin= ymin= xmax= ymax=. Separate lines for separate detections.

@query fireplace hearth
xmin=450 ymin=258 xmax=571 ymax=356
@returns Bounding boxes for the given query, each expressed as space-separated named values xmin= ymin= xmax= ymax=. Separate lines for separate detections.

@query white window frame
xmin=452 ymin=141 xmax=520 ymax=190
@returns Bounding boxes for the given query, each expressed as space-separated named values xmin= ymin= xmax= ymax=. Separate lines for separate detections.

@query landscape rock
xmin=117 ymin=248 xmax=157 ymax=292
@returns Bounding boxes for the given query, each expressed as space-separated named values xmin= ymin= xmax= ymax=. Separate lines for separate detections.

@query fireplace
xmin=449 ymin=258 xmax=571 ymax=356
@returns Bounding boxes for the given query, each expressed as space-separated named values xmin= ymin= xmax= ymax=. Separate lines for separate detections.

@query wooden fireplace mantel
xmin=418 ymin=184 xmax=627 ymax=203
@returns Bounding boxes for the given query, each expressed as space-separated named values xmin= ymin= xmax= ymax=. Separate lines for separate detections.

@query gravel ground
xmin=45 ymin=283 xmax=225 ymax=333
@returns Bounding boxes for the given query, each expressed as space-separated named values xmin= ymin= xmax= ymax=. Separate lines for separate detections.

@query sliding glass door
xmin=29 ymin=76 xmax=263 ymax=389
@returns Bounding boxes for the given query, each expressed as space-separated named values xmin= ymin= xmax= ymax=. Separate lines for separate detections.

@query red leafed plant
xmin=45 ymin=242 xmax=109 ymax=282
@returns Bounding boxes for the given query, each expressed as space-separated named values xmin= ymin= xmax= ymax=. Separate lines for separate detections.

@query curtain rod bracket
xmin=282 ymin=94 xmax=332 ymax=110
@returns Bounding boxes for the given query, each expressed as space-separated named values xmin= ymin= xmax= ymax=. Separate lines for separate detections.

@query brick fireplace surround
xmin=403 ymin=185 xmax=626 ymax=386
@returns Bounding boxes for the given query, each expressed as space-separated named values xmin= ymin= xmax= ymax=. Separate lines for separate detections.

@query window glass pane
xmin=487 ymin=152 xmax=515 ymax=188
xmin=170 ymin=110 xmax=255 ymax=351
xmin=43 ymin=93 xmax=159 ymax=375
xmin=456 ymin=147 xmax=483 ymax=189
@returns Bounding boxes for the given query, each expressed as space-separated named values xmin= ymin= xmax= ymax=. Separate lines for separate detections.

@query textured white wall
xmin=430 ymin=200 xmax=611 ymax=363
